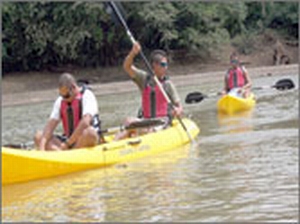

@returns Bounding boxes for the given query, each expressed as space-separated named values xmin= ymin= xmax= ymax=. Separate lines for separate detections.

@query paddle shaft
xmin=101 ymin=118 xmax=165 ymax=134
xmin=100 ymin=126 xmax=137 ymax=135
xmin=185 ymin=78 xmax=295 ymax=104
xmin=108 ymin=1 xmax=193 ymax=142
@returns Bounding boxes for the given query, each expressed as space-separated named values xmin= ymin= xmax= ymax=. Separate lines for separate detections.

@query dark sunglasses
xmin=160 ymin=62 xmax=168 ymax=68
xmin=230 ymin=59 xmax=239 ymax=64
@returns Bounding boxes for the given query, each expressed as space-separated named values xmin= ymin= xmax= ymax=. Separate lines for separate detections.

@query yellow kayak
xmin=217 ymin=93 xmax=256 ymax=115
xmin=2 ymin=118 xmax=199 ymax=185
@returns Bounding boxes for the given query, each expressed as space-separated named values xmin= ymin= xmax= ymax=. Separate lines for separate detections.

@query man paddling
xmin=34 ymin=73 xmax=101 ymax=150
xmin=221 ymin=52 xmax=252 ymax=98
xmin=115 ymin=42 xmax=183 ymax=139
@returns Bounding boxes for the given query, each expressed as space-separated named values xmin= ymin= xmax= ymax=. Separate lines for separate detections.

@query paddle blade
xmin=104 ymin=2 xmax=118 ymax=24
xmin=3 ymin=143 xmax=30 ymax=150
xmin=104 ymin=2 xmax=127 ymax=26
xmin=185 ymin=92 xmax=206 ymax=104
xmin=77 ymin=79 xmax=90 ymax=85
xmin=273 ymin=79 xmax=295 ymax=91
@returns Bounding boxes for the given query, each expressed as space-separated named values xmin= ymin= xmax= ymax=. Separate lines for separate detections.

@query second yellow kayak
xmin=217 ymin=93 xmax=256 ymax=115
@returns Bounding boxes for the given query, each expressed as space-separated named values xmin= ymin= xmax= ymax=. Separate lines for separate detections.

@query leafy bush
xmin=2 ymin=2 xmax=298 ymax=73
xmin=232 ymin=32 xmax=258 ymax=55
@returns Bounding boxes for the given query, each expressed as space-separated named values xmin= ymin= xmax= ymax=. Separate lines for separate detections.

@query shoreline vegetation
xmin=2 ymin=64 xmax=298 ymax=107
xmin=2 ymin=2 xmax=298 ymax=107
xmin=3 ymin=2 xmax=298 ymax=74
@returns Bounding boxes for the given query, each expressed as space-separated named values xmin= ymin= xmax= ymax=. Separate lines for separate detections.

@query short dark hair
xmin=230 ymin=52 xmax=238 ymax=60
xmin=59 ymin=73 xmax=76 ymax=88
xmin=150 ymin=49 xmax=167 ymax=64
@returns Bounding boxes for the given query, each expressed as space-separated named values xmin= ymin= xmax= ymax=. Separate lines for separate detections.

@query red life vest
xmin=227 ymin=67 xmax=246 ymax=90
xmin=60 ymin=90 xmax=84 ymax=137
xmin=142 ymin=76 xmax=169 ymax=118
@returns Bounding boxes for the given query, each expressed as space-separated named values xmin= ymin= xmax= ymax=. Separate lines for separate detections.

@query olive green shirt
xmin=131 ymin=68 xmax=181 ymax=105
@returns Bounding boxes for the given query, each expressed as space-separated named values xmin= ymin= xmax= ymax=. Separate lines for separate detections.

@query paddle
xmin=3 ymin=118 xmax=165 ymax=149
xmin=100 ymin=118 xmax=166 ymax=134
xmin=106 ymin=1 xmax=194 ymax=142
xmin=3 ymin=142 xmax=34 ymax=150
xmin=185 ymin=92 xmax=221 ymax=104
xmin=252 ymin=78 xmax=295 ymax=91
xmin=185 ymin=78 xmax=295 ymax=104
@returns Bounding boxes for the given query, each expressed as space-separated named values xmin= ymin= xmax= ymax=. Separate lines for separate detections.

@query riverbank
xmin=2 ymin=64 xmax=298 ymax=107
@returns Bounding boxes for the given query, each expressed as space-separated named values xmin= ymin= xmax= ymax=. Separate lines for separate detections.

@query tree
xmin=2 ymin=2 xmax=298 ymax=73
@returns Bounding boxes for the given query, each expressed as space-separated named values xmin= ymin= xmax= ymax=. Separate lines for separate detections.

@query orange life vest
xmin=60 ymin=89 xmax=84 ymax=137
xmin=142 ymin=76 xmax=170 ymax=118
xmin=227 ymin=67 xmax=246 ymax=90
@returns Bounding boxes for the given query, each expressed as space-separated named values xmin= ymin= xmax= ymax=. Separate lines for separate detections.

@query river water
xmin=2 ymin=74 xmax=298 ymax=222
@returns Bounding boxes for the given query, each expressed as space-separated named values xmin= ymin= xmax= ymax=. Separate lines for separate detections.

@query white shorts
xmin=228 ymin=88 xmax=243 ymax=98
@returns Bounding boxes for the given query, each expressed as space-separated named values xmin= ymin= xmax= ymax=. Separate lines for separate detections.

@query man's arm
xmin=65 ymin=90 xmax=98 ymax=148
xmin=223 ymin=71 xmax=230 ymax=94
xmin=123 ymin=42 xmax=141 ymax=78
xmin=220 ymin=71 xmax=229 ymax=95
xmin=166 ymin=81 xmax=183 ymax=117
xmin=39 ymin=98 xmax=61 ymax=150
xmin=242 ymin=67 xmax=252 ymax=90
xmin=172 ymin=102 xmax=183 ymax=118
xmin=64 ymin=114 xmax=92 ymax=148
xmin=39 ymin=119 xmax=59 ymax=150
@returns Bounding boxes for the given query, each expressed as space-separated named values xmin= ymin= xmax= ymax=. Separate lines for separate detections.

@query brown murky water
xmin=2 ymin=74 xmax=298 ymax=222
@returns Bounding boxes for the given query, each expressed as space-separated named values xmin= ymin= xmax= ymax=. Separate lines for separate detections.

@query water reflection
xmin=2 ymin=145 xmax=192 ymax=222
xmin=217 ymin=110 xmax=254 ymax=134
xmin=2 ymin=74 xmax=298 ymax=222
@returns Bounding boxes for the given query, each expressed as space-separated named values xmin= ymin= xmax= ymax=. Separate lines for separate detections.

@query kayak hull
xmin=217 ymin=93 xmax=256 ymax=115
xmin=2 ymin=118 xmax=199 ymax=185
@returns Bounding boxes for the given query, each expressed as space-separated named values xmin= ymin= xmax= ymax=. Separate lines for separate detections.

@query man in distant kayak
xmin=221 ymin=52 xmax=252 ymax=98
xmin=34 ymin=73 xmax=101 ymax=150
xmin=115 ymin=42 xmax=183 ymax=139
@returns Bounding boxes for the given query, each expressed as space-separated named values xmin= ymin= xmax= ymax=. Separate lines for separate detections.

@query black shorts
xmin=55 ymin=134 xmax=68 ymax=143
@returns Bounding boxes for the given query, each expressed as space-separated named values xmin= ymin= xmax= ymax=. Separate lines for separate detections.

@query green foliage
xmin=245 ymin=2 xmax=299 ymax=37
xmin=2 ymin=2 xmax=119 ymax=72
xmin=217 ymin=2 xmax=248 ymax=37
xmin=2 ymin=1 xmax=298 ymax=73
xmin=174 ymin=2 xmax=232 ymax=59
xmin=232 ymin=31 xmax=257 ymax=55
xmin=265 ymin=2 xmax=299 ymax=38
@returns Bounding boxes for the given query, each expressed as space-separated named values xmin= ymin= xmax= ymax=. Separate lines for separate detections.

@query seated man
xmin=34 ymin=73 xmax=101 ymax=150
xmin=115 ymin=42 xmax=183 ymax=140
xmin=221 ymin=52 xmax=252 ymax=98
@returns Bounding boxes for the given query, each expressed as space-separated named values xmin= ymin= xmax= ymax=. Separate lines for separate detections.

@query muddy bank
xmin=2 ymin=64 xmax=298 ymax=107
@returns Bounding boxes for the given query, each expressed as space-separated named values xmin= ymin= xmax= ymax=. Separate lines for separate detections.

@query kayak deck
xmin=217 ymin=93 xmax=256 ymax=115
xmin=2 ymin=118 xmax=199 ymax=185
